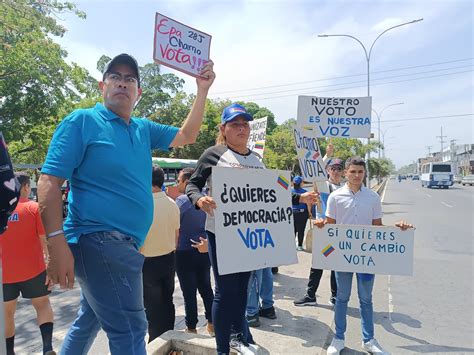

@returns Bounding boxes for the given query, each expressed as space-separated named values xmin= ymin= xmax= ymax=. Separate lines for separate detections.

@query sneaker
xmin=271 ymin=267 xmax=279 ymax=274
xmin=185 ymin=327 xmax=197 ymax=334
xmin=329 ymin=296 xmax=336 ymax=306
xmin=206 ymin=322 xmax=215 ymax=337
xmin=327 ymin=338 xmax=345 ymax=355
xmin=45 ymin=352 xmax=57 ymax=355
xmin=230 ymin=333 xmax=259 ymax=354
xmin=246 ymin=313 xmax=260 ymax=327
xmin=293 ymin=294 xmax=317 ymax=306
xmin=259 ymin=305 xmax=277 ymax=319
xmin=297 ymin=246 xmax=304 ymax=251
xmin=362 ymin=338 xmax=390 ymax=354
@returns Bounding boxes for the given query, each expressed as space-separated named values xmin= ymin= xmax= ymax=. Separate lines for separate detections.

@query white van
xmin=420 ymin=162 xmax=453 ymax=189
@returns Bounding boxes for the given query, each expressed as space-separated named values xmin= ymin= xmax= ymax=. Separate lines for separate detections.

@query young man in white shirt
xmin=315 ymin=156 xmax=413 ymax=355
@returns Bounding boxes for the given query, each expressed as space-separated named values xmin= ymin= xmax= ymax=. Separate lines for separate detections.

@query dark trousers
xmin=207 ymin=231 xmax=252 ymax=354
xmin=142 ymin=252 xmax=175 ymax=342
xmin=293 ymin=210 xmax=309 ymax=247
xmin=306 ymin=268 xmax=337 ymax=299
xmin=176 ymin=249 xmax=214 ymax=329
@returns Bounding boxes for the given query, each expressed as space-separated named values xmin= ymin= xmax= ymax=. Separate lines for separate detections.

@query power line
xmin=234 ymin=69 xmax=473 ymax=102
xmin=222 ymin=65 xmax=473 ymax=99
xmin=382 ymin=113 xmax=473 ymax=123
xmin=210 ymin=57 xmax=473 ymax=95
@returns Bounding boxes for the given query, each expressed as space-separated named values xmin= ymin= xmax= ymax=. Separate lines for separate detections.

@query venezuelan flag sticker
xmin=321 ymin=244 xmax=335 ymax=257
xmin=277 ymin=175 xmax=289 ymax=190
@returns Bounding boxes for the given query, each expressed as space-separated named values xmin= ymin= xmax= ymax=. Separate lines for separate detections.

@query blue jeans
xmin=207 ymin=231 xmax=251 ymax=354
xmin=176 ymin=250 xmax=213 ymax=329
xmin=246 ymin=268 xmax=274 ymax=316
xmin=61 ymin=231 xmax=147 ymax=355
xmin=334 ymin=272 xmax=375 ymax=342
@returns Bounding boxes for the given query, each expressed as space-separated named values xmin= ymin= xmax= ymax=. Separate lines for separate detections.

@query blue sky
xmin=56 ymin=0 xmax=473 ymax=168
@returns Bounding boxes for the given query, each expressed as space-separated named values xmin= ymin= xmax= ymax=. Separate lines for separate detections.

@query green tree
xmin=324 ymin=138 xmax=380 ymax=161
xmin=369 ymin=157 xmax=395 ymax=181
xmin=237 ymin=101 xmax=278 ymax=134
xmin=264 ymin=120 xmax=298 ymax=170
xmin=397 ymin=162 xmax=417 ymax=175
xmin=161 ymin=97 xmax=230 ymax=159
xmin=135 ymin=63 xmax=185 ymax=118
xmin=1 ymin=0 xmax=98 ymax=161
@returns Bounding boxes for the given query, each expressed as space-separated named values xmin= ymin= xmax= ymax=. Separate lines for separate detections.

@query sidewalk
xmin=14 ymin=248 xmax=335 ymax=355
xmin=148 ymin=248 xmax=336 ymax=355
xmin=245 ymin=249 xmax=335 ymax=354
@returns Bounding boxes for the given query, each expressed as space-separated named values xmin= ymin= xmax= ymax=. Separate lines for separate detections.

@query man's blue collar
xmin=94 ymin=103 xmax=137 ymax=126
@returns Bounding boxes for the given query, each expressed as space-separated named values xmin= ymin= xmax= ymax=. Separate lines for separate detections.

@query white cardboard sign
xmin=312 ymin=224 xmax=414 ymax=276
xmin=213 ymin=167 xmax=297 ymax=275
xmin=293 ymin=125 xmax=328 ymax=182
xmin=247 ymin=117 xmax=268 ymax=159
xmin=154 ymin=12 xmax=211 ymax=77
xmin=297 ymin=96 xmax=372 ymax=138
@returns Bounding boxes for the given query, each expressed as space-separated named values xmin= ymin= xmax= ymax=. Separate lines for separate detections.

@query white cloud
xmin=56 ymin=37 xmax=107 ymax=80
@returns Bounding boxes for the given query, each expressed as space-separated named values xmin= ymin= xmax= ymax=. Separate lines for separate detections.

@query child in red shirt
xmin=1 ymin=172 xmax=55 ymax=355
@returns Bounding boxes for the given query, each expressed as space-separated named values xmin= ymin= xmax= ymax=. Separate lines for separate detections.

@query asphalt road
xmin=337 ymin=179 xmax=474 ymax=354
xmin=12 ymin=179 xmax=474 ymax=354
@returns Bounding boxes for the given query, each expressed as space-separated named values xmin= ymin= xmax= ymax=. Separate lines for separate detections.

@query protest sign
xmin=213 ymin=167 xmax=297 ymax=275
xmin=293 ymin=125 xmax=327 ymax=182
xmin=312 ymin=224 xmax=414 ymax=276
xmin=297 ymin=96 xmax=372 ymax=138
xmin=154 ymin=12 xmax=211 ymax=77
xmin=247 ymin=117 xmax=267 ymax=159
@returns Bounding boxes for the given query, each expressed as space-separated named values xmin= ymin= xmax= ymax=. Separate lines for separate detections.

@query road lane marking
xmin=381 ymin=180 xmax=389 ymax=202
xmin=388 ymin=275 xmax=393 ymax=321
xmin=441 ymin=201 xmax=453 ymax=208
xmin=426 ymin=194 xmax=432 ymax=198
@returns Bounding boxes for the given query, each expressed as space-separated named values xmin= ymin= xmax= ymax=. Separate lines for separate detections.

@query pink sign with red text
xmin=153 ymin=13 xmax=211 ymax=78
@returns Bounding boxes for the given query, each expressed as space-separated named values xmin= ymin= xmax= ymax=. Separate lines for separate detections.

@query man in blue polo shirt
xmin=37 ymin=53 xmax=215 ymax=355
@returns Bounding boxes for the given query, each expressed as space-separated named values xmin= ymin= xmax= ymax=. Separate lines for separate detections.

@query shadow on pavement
xmin=255 ymin=307 xmax=332 ymax=350
xmin=272 ymin=271 xmax=310 ymax=300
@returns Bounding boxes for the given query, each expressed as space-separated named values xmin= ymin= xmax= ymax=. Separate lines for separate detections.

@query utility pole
xmin=318 ymin=18 xmax=423 ymax=188
xmin=436 ymin=126 xmax=448 ymax=161
xmin=426 ymin=145 xmax=433 ymax=156
xmin=436 ymin=126 xmax=447 ymax=154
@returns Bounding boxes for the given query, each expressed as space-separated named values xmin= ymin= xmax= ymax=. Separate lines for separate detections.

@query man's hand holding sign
xmin=212 ymin=168 xmax=298 ymax=275
xmin=154 ymin=12 xmax=212 ymax=78
xmin=312 ymin=158 xmax=415 ymax=275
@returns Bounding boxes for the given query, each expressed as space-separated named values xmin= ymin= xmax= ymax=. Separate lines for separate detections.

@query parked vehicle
xmin=420 ymin=162 xmax=453 ymax=189
xmin=461 ymin=175 xmax=474 ymax=186
xmin=151 ymin=157 xmax=198 ymax=187
xmin=454 ymin=174 xmax=463 ymax=184
xmin=412 ymin=175 xmax=420 ymax=180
